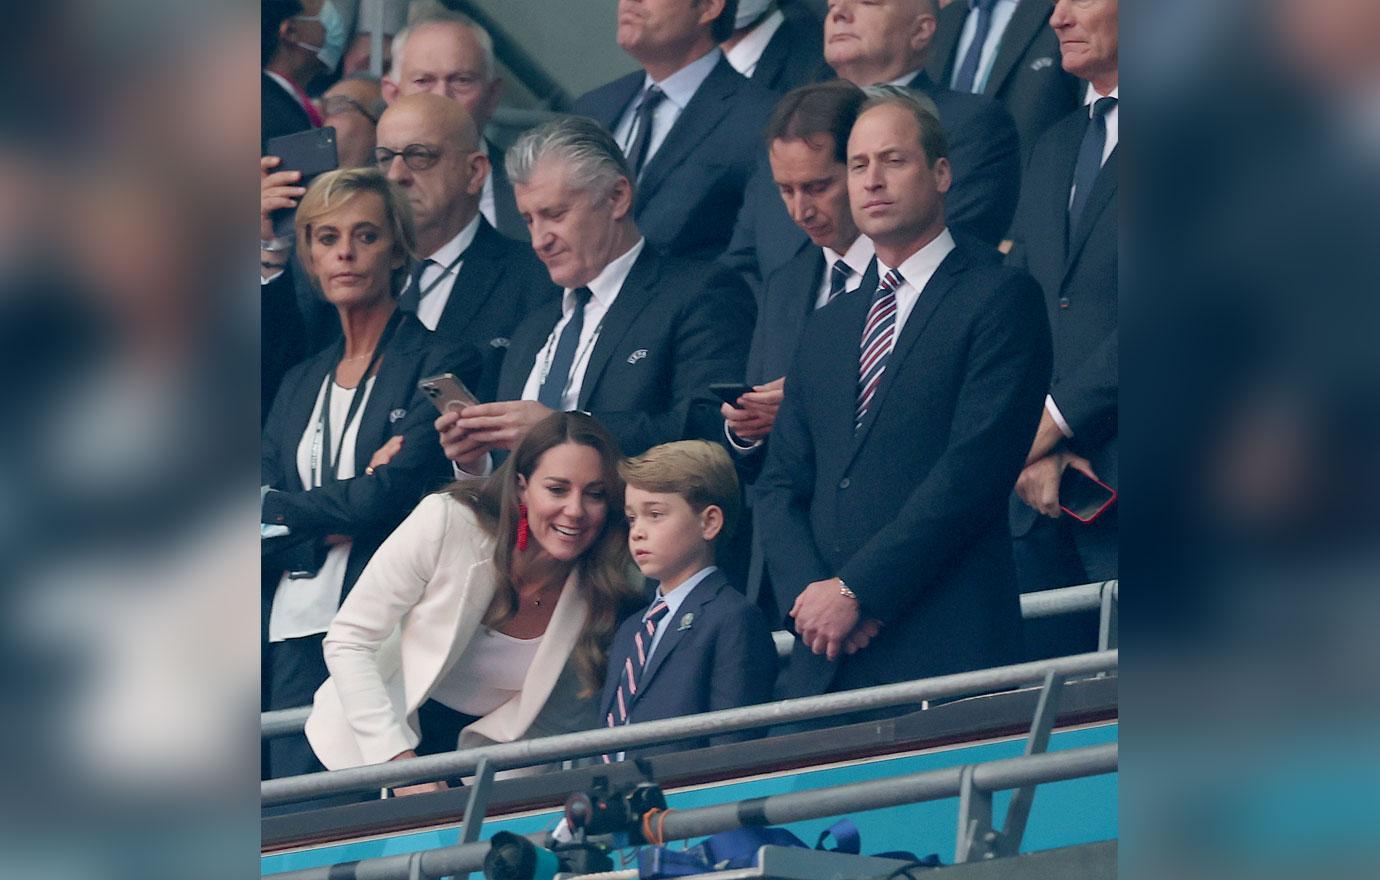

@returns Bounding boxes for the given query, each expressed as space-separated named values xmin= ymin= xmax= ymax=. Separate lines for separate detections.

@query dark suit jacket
xmin=599 ymin=569 xmax=776 ymax=756
xmin=722 ymin=70 xmax=1020 ymax=290
xmin=1006 ymin=107 xmax=1118 ymax=540
xmin=496 ymin=246 xmax=755 ymax=456
xmin=262 ymin=72 xmax=312 ymax=154
xmin=261 ymin=313 xmax=483 ymax=604
xmin=486 ymin=139 xmax=527 ymax=241
xmin=928 ymin=0 xmax=1082 ymax=165
xmin=751 ymin=1 xmax=826 ymax=94
xmin=756 ymin=243 xmax=1050 ymax=697
xmin=573 ymin=56 xmax=777 ymax=262
xmin=413 ymin=218 xmax=559 ymax=402
xmin=262 ymin=272 xmax=307 ymax=424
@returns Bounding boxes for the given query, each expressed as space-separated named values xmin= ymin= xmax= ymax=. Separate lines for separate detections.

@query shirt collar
xmin=879 ymin=228 xmax=957 ymax=288
xmin=643 ymin=47 xmax=723 ymax=111
xmin=651 ymin=565 xmax=717 ymax=620
xmin=888 ymin=68 xmax=925 ymax=88
xmin=822 ymin=235 xmax=876 ymax=275
xmin=427 ymin=213 xmax=482 ymax=265
xmin=723 ymin=8 xmax=786 ymax=76
xmin=1084 ymin=83 xmax=1120 ymax=107
xmin=565 ymin=237 xmax=646 ymax=313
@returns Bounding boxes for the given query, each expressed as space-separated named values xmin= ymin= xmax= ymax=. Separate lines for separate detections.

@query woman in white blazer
xmin=305 ymin=412 xmax=640 ymax=794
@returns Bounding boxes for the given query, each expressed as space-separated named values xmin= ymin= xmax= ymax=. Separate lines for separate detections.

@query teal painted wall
xmin=264 ymin=723 xmax=1117 ymax=875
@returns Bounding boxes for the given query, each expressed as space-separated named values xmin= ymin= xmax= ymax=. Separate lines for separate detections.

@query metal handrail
xmin=261 ymin=582 xmax=1117 ymax=740
xmin=266 ymin=742 xmax=1118 ymax=879
xmin=262 ymin=649 xmax=1116 ymax=805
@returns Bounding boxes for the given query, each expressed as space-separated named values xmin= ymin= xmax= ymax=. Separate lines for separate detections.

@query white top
xmin=645 ymin=566 xmax=716 ymax=660
xmin=270 ymin=374 xmax=377 ymax=642
xmin=520 ymin=237 xmax=646 ymax=410
xmin=949 ymin=0 xmax=1020 ymax=93
xmin=874 ymin=228 xmax=957 ymax=338
xmin=816 ymin=235 xmax=876 ymax=310
xmin=409 ymin=214 xmax=482 ymax=331
xmin=724 ymin=9 xmax=786 ymax=79
xmin=613 ymin=48 xmax=723 ymax=175
xmin=428 ymin=626 xmax=545 ymax=716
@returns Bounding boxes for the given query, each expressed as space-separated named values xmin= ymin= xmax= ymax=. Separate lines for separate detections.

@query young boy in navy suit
xmin=600 ymin=441 xmax=777 ymax=759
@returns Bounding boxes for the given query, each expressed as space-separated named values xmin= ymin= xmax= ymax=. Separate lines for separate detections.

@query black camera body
xmin=564 ymin=779 xmax=668 ymax=842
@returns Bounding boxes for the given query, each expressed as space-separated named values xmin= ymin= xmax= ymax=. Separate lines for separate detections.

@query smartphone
xmin=1058 ymin=467 xmax=1117 ymax=523
xmin=709 ymin=382 xmax=755 ymax=408
xmin=266 ymin=126 xmax=339 ymax=237
xmin=418 ymin=373 xmax=479 ymax=414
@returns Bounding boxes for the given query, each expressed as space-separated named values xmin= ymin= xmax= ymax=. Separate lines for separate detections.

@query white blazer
xmin=305 ymin=492 xmax=599 ymax=770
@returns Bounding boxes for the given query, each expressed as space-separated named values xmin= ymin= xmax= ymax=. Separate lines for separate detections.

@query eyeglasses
xmin=322 ymin=96 xmax=379 ymax=125
xmin=374 ymin=144 xmax=443 ymax=172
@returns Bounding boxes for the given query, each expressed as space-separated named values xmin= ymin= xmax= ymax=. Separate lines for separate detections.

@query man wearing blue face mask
xmin=262 ymin=0 xmax=349 ymax=151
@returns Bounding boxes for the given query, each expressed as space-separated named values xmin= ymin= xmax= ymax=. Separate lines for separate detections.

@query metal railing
xmin=262 ymin=649 xmax=1116 ymax=806
xmin=261 ymin=581 xmax=1117 ymax=741
xmin=266 ymin=739 xmax=1117 ymax=879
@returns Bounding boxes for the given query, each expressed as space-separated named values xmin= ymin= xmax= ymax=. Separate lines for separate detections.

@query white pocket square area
xmin=627 ymin=349 xmax=648 ymax=365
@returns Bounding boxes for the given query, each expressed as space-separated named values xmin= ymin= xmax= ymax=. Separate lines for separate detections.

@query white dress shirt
xmin=479 ymin=166 xmax=497 ymax=230
xmin=269 ymin=374 xmax=376 ymax=642
xmin=409 ymin=214 xmax=481 ymax=331
xmin=874 ymin=228 xmax=957 ymax=339
xmin=949 ymin=0 xmax=1020 ymax=93
xmin=1050 ymin=84 xmax=1119 ymax=438
xmin=519 ymin=238 xmax=647 ymax=410
xmin=613 ymin=48 xmax=723 ymax=174
xmin=723 ymin=9 xmax=786 ymax=79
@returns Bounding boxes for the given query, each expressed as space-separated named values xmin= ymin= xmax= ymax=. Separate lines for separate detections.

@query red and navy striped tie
xmin=856 ymin=268 xmax=903 ymax=430
xmin=603 ymin=598 xmax=670 ymax=761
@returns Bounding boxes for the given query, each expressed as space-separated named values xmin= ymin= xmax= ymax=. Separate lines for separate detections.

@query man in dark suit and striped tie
xmin=757 ymin=87 xmax=1050 ymax=698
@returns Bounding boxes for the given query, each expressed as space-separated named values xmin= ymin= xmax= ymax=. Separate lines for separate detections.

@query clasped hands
xmin=435 ymin=400 xmax=556 ymax=469
xmin=790 ymin=577 xmax=883 ymax=662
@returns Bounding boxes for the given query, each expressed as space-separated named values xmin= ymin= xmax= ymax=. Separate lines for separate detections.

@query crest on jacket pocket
xmin=490 ymin=337 xmax=509 ymax=349
xmin=1030 ymin=56 xmax=1054 ymax=71
xmin=627 ymin=349 xmax=648 ymax=365
xmin=389 ymin=408 xmax=407 ymax=423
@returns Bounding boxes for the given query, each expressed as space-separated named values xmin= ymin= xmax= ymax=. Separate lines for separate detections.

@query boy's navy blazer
xmin=495 ymin=246 xmax=755 ymax=456
xmin=598 ymin=568 xmax=776 ymax=756
xmin=261 ymin=313 xmax=482 ymax=603
xmin=573 ymin=56 xmax=777 ymax=261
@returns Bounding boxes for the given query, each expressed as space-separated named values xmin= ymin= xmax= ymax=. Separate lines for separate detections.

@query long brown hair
xmin=447 ymin=412 xmax=637 ymax=695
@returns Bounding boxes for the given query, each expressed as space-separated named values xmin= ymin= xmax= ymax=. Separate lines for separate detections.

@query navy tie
xmin=624 ymin=85 xmax=666 ymax=178
xmin=537 ymin=287 xmax=593 ymax=410
xmin=825 ymin=259 xmax=853 ymax=306
xmin=952 ymin=0 xmax=997 ymax=93
xmin=398 ymin=258 xmax=433 ymax=313
xmin=1068 ymin=96 xmax=1117 ymax=232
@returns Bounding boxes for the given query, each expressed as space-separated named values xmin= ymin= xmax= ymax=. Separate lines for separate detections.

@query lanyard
xmin=415 ymin=246 xmax=468 ymax=301
xmin=537 ymin=313 xmax=605 ymax=407
xmin=310 ymin=310 xmax=401 ymax=486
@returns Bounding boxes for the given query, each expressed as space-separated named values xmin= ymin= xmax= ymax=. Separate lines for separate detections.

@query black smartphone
xmin=418 ymin=373 xmax=480 ymax=415
xmin=266 ymin=126 xmax=338 ymax=237
xmin=1058 ymin=467 xmax=1117 ymax=523
xmin=709 ymin=382 xmax=755 ymax=408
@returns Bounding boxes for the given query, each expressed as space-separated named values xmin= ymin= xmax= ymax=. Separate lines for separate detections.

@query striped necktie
xmin=856 ymin=268 xmax=903 ymax=430
xmin=603 ymin=597 xmax=671 ymax=761
xmin=825 ymin=258 xmax=853 ymax=306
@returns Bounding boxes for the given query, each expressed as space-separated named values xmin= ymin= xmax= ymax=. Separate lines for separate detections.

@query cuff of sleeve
xmin=453 ymin=452 xmax=494 ymax=479
xmin=724 ymin=421 xmax=763 ymax=454
xmin=1045 ymin=395 xmax=1074 ymax=439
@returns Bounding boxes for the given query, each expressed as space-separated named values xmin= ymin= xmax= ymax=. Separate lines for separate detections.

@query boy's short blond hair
xmin=619 ymin=440 xmax=741 ymax=542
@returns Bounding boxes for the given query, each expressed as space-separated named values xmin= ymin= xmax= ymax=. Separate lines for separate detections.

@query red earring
xmin=516 ymin=503 xmax=529 ymax=551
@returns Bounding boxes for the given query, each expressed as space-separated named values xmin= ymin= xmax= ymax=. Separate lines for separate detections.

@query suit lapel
xmin=351 ymin=316 xmax=416 ymax=474
xmin=631 ymin=572 xmax=723 ymax=706
xmin=823 ymin=258 xmax=878 ymax=449
xmin=984 ymin=0 xmax=1047 ymax=98
xmin=435 ymin=220 xmax=503 ymax=339
xmin=499 ymin=300 xmax=562 ymax=400
xmin=1048 ymin=115 xmax=1086 ymax=270
xmin=577 ymin=249 xmax=662 ymax=409
xmin=753 ymin=23 xmax=790 ymax=88
xmin=486 ymin=141 xmax=525 ymax=239
xmin=280 ymin=346 xmax=340 ymax=491
xmin=636 ymin=59 xmax=739 ymax=206
xmin=928 ymin=3 xmax=965 ymax=84
xmin=588 ymin=72 xmax=643 ymax=131
xmin=1064 ymin=147 xmax=1117 ymax=275
xmin=849 ymin=249 xmax=967 ymax=457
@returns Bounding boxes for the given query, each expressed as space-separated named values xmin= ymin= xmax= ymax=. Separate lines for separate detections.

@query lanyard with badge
xmin=309 ymin=310 xmax=401 ymax=487
xmin=413 ymin=247 xmax=468 ymax=303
